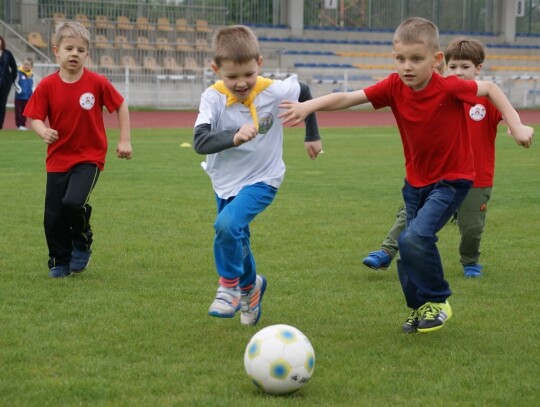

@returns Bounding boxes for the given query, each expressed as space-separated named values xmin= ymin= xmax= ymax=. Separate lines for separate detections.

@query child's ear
xmin=210 ymin=62 xmax=220 ymax=75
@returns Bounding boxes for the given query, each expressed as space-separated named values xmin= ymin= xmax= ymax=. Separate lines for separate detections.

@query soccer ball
xmin=244 ymin=324 xmax=315 ymax=394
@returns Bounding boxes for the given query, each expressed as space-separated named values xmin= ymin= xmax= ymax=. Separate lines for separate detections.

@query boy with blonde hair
xmin=24 ymin=21 xmax=132 ymax=278
xmin=363 ymin=37 xmax=510 ymax=280
xmin=194 ymin=25 xmax=322 ymax=325
xmin=280 ymin=18 xmax=533 ymax=333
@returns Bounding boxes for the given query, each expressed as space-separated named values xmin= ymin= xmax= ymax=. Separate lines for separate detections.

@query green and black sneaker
xmin=417 ymin=301 xmax=452 ymax=333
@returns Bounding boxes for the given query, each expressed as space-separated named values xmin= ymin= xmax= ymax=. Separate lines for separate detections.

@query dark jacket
xmin=0 ymin=49 xmax=18 ymax=88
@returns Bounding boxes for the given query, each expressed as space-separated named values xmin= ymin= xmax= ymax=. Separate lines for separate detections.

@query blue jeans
xmin=397 ymin=179 xmax=472 ymax=309
xmin=213 ymin=182 xmax=277 ymax=287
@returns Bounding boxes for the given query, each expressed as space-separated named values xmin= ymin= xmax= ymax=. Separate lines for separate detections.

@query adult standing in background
xmin=0 ymin=35 xmax=18 ymax=129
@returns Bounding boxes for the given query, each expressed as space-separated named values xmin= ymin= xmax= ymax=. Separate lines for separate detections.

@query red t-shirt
xmin=24 ymin=68 xmax=124 ymax=172
xmin=365 ymin=73 xmax=479 ymax=187
xmin=465 ymin=97 xmax=502 ymax=187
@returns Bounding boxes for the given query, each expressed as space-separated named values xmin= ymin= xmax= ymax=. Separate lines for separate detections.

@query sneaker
xmin=48 ymin=264 xmax=71 ymax=278
xmin=240 ymin=275 xmax=267 ymax=326
xmin=17 ymin=126 xmax=28 ymax=131
xmin=402 ymin=309 xmax=419 ymax=334
xmin=362 ymin=250 xmax=392 ymax=270
xmin=417 ymin=301 xmax=452 ymax=333
xmin=70 ymin=247 xmax=92 ymax=273
xmin=208 ymin=285 xmax=240 ymax=318
xmin=463 ymin=264 xmax=483 ymax=278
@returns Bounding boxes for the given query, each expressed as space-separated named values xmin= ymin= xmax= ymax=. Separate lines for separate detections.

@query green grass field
xmin=1 ymin=126 xmax=539 ymax=406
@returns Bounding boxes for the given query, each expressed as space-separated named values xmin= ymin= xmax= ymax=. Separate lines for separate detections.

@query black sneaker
xmin=402 ymin=309 xmax=419 ymax=333
xmin=417 ymin=301 xmax=452 ymax=333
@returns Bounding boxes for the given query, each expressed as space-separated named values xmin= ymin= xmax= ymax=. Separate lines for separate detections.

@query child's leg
xmin=213 ymin=182 xmax=277 ymax=284
xmin=381 ymin=205 xmax=406 ymax=258
xmin=63 ymin=163 xmax=100 ymax=252
xmin=14 ymin=99 xmax=25 ymax=127
xmin=456 ymin=187 xmax=491 ymax=266
xmin=44 ymin=172 xmax=72 ymax=269
xmin=398 ymin=180 xmax=471 ymax=307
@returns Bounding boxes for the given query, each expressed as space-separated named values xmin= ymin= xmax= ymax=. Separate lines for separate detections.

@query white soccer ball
xmin=244 ymin=324 xmax=315 ymax=394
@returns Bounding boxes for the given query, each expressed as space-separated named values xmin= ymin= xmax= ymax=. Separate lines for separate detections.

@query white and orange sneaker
xmin=208 ymin=285 xmax=241 ymax=318
xmin=240 ymin=275 xmax=267 ymax=326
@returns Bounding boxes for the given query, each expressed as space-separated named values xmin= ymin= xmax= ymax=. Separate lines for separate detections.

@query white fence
xmin=26 ymin=63 xmax=540 ymax=110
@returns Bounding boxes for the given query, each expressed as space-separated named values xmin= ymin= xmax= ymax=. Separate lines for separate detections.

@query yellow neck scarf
xmin=212 ymin=76 xmax=274 ymax=129
xmin=18 ymin=66 xmax=33 ymax=77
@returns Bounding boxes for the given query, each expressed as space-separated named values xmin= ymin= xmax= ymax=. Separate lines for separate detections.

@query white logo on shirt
xmin=80 ymin=92 xmax=95 ymax=110
xmin=469 ymin=104 xmax=486 ymax=121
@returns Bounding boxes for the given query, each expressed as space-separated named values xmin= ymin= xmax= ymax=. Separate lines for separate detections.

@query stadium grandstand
xmin=1 ymin=0 xmax=539 ymax=109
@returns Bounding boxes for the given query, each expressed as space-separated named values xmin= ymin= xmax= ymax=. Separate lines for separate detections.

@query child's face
xmin=212 ymin=57 xmax=262 ymax=101
xmin=446 ymin=58 xmax=481 ymax=81
xmin=393 ymin=41 xmax=443 ymax=91
xmin=53 ymin=37 xmax=89 ymax=75
xmin=22 ymin=60 xmax=33 ymax=71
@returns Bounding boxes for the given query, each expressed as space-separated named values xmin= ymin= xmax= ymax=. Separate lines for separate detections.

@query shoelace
xmin=405 ymin=309 xmax=418 ymax=324
xmin=419 ymin=303 xmax=442 ymax=320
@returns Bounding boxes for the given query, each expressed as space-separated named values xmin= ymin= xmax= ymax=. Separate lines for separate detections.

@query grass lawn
xmin=0 ymin=125 xmax=538 ymax=406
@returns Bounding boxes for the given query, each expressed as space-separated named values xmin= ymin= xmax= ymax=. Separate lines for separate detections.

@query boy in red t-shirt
xmin=363 ymin=37 xmax=507 ymax=279
xmin=24 ymin=21 xmax=132 ymax=278
xmin=279 ymin=18 xmax=533 ymax=333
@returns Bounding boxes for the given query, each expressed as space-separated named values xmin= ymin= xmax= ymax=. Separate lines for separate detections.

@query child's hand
xmin=233 ymin=124 xmax=258 ymax=146
xmin=511 ymin=125 xmax=534 ymax=148
xmin=40 ymin=128 xmax=59 ymax=144
xmin=305 ymin=140 xmax=323 ymax=160
xmin=116 ymin=141 xmax=132 ymax=159
xmin=278 ymin=100 xmax=309 ymax=127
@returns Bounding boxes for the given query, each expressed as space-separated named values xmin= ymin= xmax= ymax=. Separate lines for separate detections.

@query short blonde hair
xmin=393 ymin=17 xmax=440 ymax=52
xmin=53 ymin=21 xmax=91 ymax=48
xmin=212 ymin=25 xmax=260 ymax=67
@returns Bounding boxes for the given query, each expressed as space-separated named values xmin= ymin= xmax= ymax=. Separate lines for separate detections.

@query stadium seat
xmin=156 ymin=37 xmax=175 ymax=51
xmin=95 ymin=15 xmax=115 ymax=30
xmin=175 ymin=18 xmax=194 ymax=32
xmin=53 ymin=12 xmax=65 ymax=25
xmin=99 ymin=55 xmax=120 ymax=71
xmin=176 ymin=37 xmax=194 ymax=52
xmin=163 ymin=56 xmax=184 ymax=73
xmin=157 ymin=17 xmax=174 ymax=32
xmin=85 ymin=54 xmax=98 ymax=69
xmin=136 ymin=36 xmax=155 ymax=51
xmin=75 ymin=14 xmax=92 ymax=29
xmin=114 ymin=35 xmax=134 ymax=50
xmin=136 ymin=16 xmax=155 ymax=31
xmin=121 ymin=55 xmax=142 ymax=72
xmin=94 ymin=34 xmax=113 ymax=49
xmin=28 ymin=32 xmax=48 ymax=49
xmin=143 ymin=56 xmax=161 ymax=73
xmin=117 ymin=16 xmax=134 ymax=31
xmin=184 ymin=56 xmax=201 ymax=72
xmin=195 ymin=38 xmax=211 ymax=52
xmin=195 ymin=19 xmax=212 ymax=33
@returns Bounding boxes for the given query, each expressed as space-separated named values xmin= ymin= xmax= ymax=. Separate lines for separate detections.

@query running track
xmin=7 ymin=109 xmax=540 ymax=130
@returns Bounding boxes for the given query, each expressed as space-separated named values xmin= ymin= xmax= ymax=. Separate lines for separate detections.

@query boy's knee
xmin=62 ymin=198 xmax=84 ymax=216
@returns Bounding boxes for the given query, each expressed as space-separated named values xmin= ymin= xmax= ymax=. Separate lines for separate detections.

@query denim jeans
xmin=397 ymin=179 xmax=472 ymax=309
xmin=213 ymin=182 xmax=277 ymax=287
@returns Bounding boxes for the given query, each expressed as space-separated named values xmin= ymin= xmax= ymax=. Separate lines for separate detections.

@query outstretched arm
xmin=279 ymin=90 xmax=369 ymax=127
xmin=477 ymin=81 xmax=533 ymax=148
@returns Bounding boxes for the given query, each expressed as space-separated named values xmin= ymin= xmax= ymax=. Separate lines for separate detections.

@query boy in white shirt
xmin=193 ymin=25 xmax=322 ymax=325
